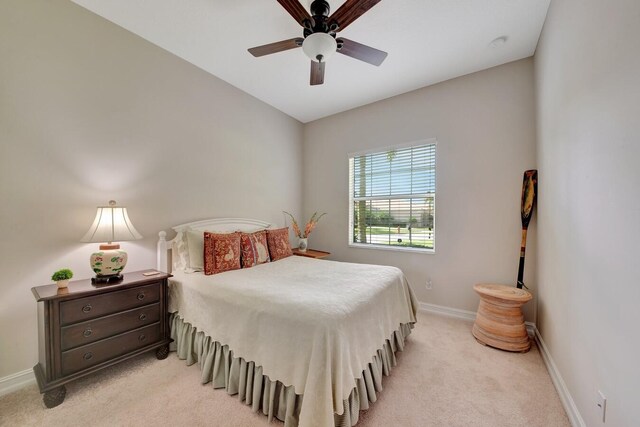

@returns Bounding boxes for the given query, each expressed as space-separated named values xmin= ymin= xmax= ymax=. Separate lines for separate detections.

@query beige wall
xmin=534 ymin=0 xmax=640 ymax=425
xmin=303 ymin=59 xmax=537 ymax=319
xmin=0 ymin=0 xmax=303 ymax=378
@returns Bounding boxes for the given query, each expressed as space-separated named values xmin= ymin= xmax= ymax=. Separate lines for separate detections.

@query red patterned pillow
xmin=266 ymin=227 xmax=293 ymax=261
xmin=240 ymin=230 xmax=271 ymax=268
xmin=204 ymin=232 xmax=242 ymax=275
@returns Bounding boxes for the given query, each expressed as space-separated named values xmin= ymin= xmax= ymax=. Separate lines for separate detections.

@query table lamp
xmin=81 ymin=200 xmax=142 ymax=284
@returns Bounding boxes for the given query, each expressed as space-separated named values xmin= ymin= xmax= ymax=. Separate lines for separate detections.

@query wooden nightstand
xmin=31 ymin=270 xmax=172 ymax=408
xmin=292 ymin=248 xmax=331 ymax=259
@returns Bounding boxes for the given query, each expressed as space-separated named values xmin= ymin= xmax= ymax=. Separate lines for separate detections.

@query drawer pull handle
xmin=139 ymin=313 xmax=147 ymax=321
xmin=82 ymin=304 xmax=92 ymax=313
xmin=138 ymin=334 xmax=146 ymax=342
xmin=136 ymin=293 xmax=145 ymax=301
xmin=83 ymin=352 xmax=93 ymax=361
xmin=83 ymin=328 xmax=92 ymax=337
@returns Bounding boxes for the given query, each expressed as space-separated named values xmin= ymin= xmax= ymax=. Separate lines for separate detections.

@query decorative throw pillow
xmin=204 ymin=232 xmax=242 ymax=275
xmin=240 ymin=230 xmax=270 ymax=268
xmin=266 ymin=227 xmax=293 ymax=261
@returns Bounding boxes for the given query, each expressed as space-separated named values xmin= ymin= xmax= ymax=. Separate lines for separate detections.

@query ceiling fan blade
xmin=337 ymin=38 xmax=387 ymax=66
xmin=277 ymin=0 xmax=313 ymax=27
xmin=328 ymin=0 xmax=382 ymax=31
xmin=310 ymin=61 xmax=325 ymax=85
xmin=248 ymin=38 xmax=304 ymax=57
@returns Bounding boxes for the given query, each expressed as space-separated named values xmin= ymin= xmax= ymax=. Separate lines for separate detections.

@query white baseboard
xmin=419 ymin=300 xmax=584 ymax=427
xmin=418 ymin=301 xmax=537 ymax=335
xmin=0 ymin=369 xmax=35 ymax=397
xmin=418 ymin=301 xmax=477 ymax=321
xmin=533 ymin=328 xmax=586 ymax=427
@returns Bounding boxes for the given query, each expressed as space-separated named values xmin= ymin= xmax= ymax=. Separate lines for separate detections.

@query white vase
xmin=90 ymin=247 xmax=128 ymax=278
xmin=298 ymin=238 xmax=308 ymax=252
xmin=56 ymin=279 xmax=69 ymax=289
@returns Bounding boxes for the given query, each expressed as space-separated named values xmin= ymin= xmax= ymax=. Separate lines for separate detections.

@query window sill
xmin=348 ymin=243 xmax=435 ymax=254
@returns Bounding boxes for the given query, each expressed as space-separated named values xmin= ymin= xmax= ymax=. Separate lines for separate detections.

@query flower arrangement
xmin=284 ymin=211 xmax=327 ymax=238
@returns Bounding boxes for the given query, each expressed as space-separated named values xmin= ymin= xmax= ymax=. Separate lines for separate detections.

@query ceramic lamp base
xmin=90 ymin=244 xmax=128 ymax=285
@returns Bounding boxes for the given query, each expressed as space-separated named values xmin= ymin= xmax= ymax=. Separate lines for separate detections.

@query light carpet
xmin=0 ymin=312 xmax=569 ymax=426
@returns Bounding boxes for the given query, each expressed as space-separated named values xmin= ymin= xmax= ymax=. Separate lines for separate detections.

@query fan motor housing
xmin=304 ymin=0 xmax=335 ymax=37
xmin=310 ymin=0 xmax=330 ymax=17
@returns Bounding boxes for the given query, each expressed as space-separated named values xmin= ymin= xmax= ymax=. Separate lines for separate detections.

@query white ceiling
xmin=71 ymin=0 xmax=550 ymax=123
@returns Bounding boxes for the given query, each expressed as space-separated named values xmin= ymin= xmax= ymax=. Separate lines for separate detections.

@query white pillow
xmin=186 ymin=230 xmax=206 ymax=271
xmin=171 ymin=232 xmax=190 ymax=271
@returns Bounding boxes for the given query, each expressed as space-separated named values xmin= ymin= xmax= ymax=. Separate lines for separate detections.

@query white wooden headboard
xmin=157 ymin=218 xmax=271 ymax=272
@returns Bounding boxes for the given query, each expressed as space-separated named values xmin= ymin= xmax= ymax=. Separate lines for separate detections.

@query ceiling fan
xmin=248 ymin=0 xmax=387 ymax=86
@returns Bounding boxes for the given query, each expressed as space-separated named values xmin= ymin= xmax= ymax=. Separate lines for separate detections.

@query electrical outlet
xmin=597 ymin=390 xmax=607 ymax=423
xmin=425 ymin=279 xmax=433 ymax=290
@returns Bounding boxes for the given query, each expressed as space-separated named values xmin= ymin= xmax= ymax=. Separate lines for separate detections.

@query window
xmin=348 ymin=140 xmax=436 ymax=252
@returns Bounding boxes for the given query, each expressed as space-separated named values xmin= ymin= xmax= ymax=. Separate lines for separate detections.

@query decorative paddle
xmin=517 ymin=170 xmax=538 ymax=289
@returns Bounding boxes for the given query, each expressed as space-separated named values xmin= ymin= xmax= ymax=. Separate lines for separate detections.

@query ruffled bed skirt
xmin=169 ymin=313 xmax=414 ymax=427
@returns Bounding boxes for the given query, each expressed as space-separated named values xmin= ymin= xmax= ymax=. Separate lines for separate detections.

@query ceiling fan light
xmin=302 ymin=33 xmax=337 ymax=62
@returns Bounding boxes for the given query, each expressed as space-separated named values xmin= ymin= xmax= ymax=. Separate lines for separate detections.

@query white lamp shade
xmin=302 ymin=33 xmax=337 ymax=62
xmin=81 ymin=202 xmax=142 ymax=243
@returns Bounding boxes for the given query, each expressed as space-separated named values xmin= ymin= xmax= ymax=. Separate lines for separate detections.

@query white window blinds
xmin=349 ymin=141 xmax=436 ymax=251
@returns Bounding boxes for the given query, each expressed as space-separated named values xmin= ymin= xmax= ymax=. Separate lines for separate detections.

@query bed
xmin=157 ymin=218 xmax=418 ymax=427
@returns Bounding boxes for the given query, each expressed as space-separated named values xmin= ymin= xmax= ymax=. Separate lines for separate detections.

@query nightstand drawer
xmin=61 ymin=303 xmax=160 ymax=351
xmin=60 ymin=283 xmax=160 ymax=325
xmin=61 ymin=323 xmax=160 ymax=376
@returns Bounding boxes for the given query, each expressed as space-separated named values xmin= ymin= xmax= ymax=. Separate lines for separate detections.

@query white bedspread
xmin=168 ymin=256 xmax=417 ymax=427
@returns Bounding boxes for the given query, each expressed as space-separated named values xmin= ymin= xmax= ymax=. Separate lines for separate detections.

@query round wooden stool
xmin=472 ymin=283 xmax=533 ymax=352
